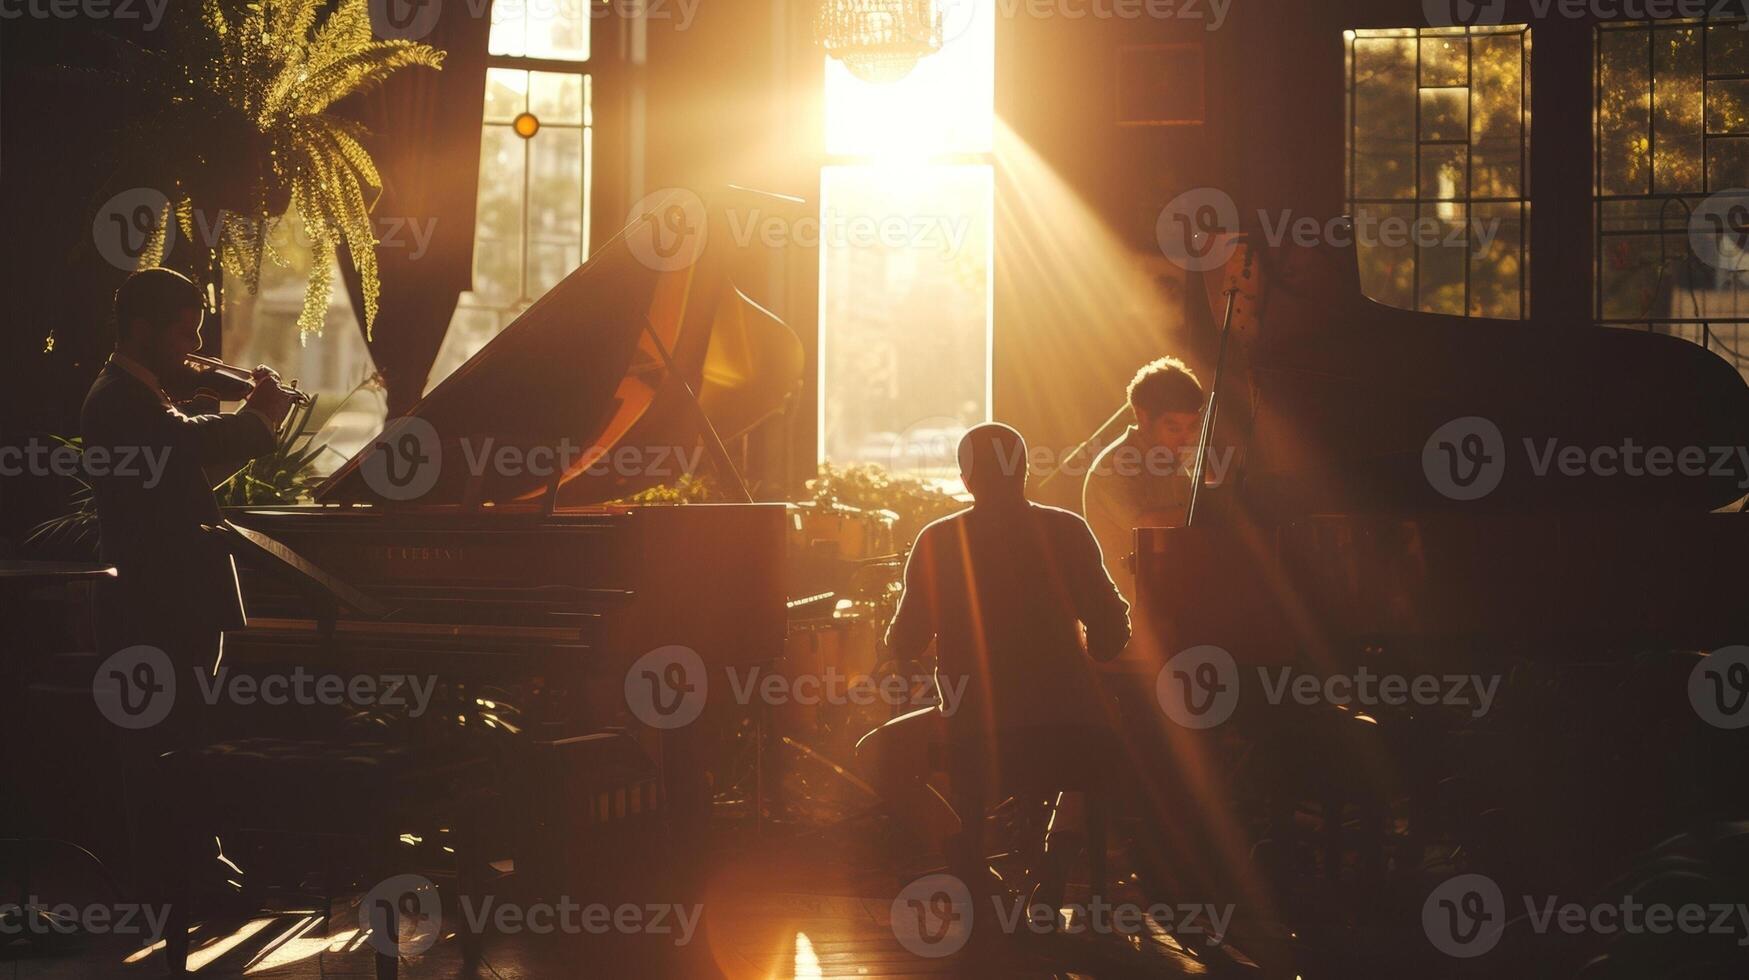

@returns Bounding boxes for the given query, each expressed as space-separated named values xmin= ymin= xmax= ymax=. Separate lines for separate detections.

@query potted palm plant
xmin=107 ymin=0 xmax=443 ymax=338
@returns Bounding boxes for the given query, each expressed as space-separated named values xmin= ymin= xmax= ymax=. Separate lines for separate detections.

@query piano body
xmin=1122 ymin=232 xmax=1749 ymax=972
xmin=1135 ymin=234 xmax=1749 ymax=669
xmin=222 ymin=196 xmax=804 ymax=813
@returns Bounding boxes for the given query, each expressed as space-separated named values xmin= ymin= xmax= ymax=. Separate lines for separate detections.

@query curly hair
xmin=1126 ymin=356 xmax=1204 ymax=417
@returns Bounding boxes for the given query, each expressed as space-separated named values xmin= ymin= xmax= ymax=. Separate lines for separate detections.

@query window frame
xmin=1345 ymin=24 xmax=1533 ymax=319
xmin=1593 ymin=16 xmax=1749 ymax=352
xmin=816 ymin=24 xmax=998 ymax=472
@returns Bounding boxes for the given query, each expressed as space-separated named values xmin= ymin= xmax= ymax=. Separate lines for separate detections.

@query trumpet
xmin=167 ymin=353 xmax=313 ymax=407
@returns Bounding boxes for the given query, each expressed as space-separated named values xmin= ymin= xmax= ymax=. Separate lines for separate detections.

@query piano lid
xmin=1194 ymin=230 xmax=1749 ymax=516
xmin=318 ymin=192 xmax=804 ymax=508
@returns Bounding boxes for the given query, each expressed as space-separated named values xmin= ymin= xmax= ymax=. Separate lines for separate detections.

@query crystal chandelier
xmin=816 ymin=0 xmax=945 ymax=84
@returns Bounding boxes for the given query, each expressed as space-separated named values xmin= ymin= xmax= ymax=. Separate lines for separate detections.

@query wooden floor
xmin=1 ymin=814 xmax=1235 ymax=978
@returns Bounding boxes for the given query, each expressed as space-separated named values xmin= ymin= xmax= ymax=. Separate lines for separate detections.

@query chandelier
xmin=816 ymin=0 xmax=945 ymax=84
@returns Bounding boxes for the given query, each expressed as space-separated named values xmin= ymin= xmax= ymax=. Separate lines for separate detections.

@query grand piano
xmin=221 ymin=194 xmax=804 ymax=813
xmin=1124 ymin=231 xmax=1749 ymax=974
xmin=1136 ymin=233 xmax=1749 ymax=667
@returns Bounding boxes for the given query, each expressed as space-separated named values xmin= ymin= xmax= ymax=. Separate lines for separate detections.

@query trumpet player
xmin=80 ymin=267 xmax=298 ymax=953
xmin=83 ymin=266 xmax=299 ymax=673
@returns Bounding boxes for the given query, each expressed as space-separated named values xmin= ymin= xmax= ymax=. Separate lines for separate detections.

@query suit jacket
xmin=885 ymin=500 xmax=1131 ymax=734
xmin=81 ymin=361 xmax=276 ymax=644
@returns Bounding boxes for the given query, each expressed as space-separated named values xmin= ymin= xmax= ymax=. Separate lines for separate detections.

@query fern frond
xmin=304 ymin=0 xmax=374 ymax=75
xmin=323 ymin=123 xmax=382 ymax=190
xmin=101 ymin=0 xmax=437 ymax=345
xmin=297 ymin=43 xmax=444 ymax=115
xmin=138 ymin=197 xmax=172 ymax=269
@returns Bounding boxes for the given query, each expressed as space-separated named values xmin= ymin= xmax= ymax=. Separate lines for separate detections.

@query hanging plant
xmin=104 ymin=0 xmax=443 ymax=339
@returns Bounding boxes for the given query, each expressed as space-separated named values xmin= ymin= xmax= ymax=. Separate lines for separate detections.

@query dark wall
xmin=1 ymin=17 xmax=152 ymax=554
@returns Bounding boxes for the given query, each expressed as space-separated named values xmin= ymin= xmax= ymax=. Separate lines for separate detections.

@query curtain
xmin=339 ymin=6 xmax=493 ymax=417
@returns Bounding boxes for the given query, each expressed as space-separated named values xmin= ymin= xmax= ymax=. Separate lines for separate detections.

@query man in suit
xmin=83 ymin=268 xmax=296 ymax=684
xmin=82 ymin=268 xmax=295 ymax=964
xmin=868 ymin=423 xmax=1131 ymax=898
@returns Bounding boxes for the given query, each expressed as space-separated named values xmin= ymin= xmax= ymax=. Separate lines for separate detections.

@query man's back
xmin=886 ymin=501 xmax=1130 ymax=732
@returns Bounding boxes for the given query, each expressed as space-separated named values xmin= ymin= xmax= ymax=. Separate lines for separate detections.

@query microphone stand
xmin=1032 ymin=402 xmax=1132 ymax=494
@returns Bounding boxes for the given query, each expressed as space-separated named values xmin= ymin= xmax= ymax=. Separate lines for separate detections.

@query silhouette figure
xmin=81 ymin=267 xmax=296 ymax=969
xmin=868 ymin=422 xmax=1131 ymax=888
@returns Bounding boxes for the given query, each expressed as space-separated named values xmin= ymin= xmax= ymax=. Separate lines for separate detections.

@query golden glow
xmin=823 ymin=2 xmax=993 ymax=161
xmin=792 ymin=932 xmax=823 ymax=978
xmin=189 ymin=917 xmax=274 ymax=972
xmin=818 ymin=1 xmax=996 ymax=475
xmin=243 ymin=916 xmax=338 ymax=974
xmin=512 ymin=111 xmax=541 ymax=138
xmin=982 ymin=117 xmax=1189 ymax=472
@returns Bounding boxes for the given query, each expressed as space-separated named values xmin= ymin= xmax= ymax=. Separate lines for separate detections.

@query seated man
xmin=864 ymin=423 xmax=1131 ymax=885
xmin=1082 ymin=356 xmax=1206 ymax=602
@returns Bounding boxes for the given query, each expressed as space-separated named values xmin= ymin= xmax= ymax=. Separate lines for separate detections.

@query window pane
xmin=470 ymin=125 xmax=527 ymax=309
xmin=1417 ymin=205 xmax=1468 ymax=315
xmin=531 ymin=71 xmax=586 ymax=126
xmin=1347 ymin=26 xmax=1529 ymax=319
xmin=1709 ymin=23 xmax=1749 ymax=75
xmin=1596 ymin=18 xmax=1749 ymax=364
xmin=819 ymin=165 xmax=992 ymax=481
xmin=1654 ymin=26 xmax=1703 ymax=196
xmin=1471 ymin=32 xmax=1524 ymax=198
xmin=1351 ymin=36 xmax=1417 ymax=200
xmin=1708 ymin=80 xmax=1749 ymax=138
xmin=484 ymin=68 xmax=526 ymax=122
xmin=1420 ymin=143 xmax=1467 ymax=199
xmin=1419 ymin=31 xmax=1469 ymax=86
xmin=824 ymin=1 xmax=994 ymax=157
xmin=434 ymin=69 xmax=591 ymax=389
xmin=221 ymin=212 xmax=382 ymax=473
xmin=1419 ymin=88 xmax=1468 ymax=143
xmin=489 ymin=0 xmax=589 ymax=61
xmin=1354 ymin=203 xmax=1416 ymax=310
xmin=1471 ymin=202 xmax=1526 ymax=318
xmin=1598 ymin=27 xmax=1651 ymax=197
xmin=528 ymin=126 xmax=586 ymax=287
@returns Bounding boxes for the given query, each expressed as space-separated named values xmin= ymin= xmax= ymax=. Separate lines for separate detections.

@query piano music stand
xmin=638 ymin=314 xmax=755 ymax=504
